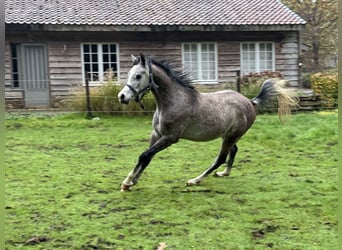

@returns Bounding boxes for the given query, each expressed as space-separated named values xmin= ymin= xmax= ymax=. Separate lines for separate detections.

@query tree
xmin=282 ymin=0 xmax=338 ymax=70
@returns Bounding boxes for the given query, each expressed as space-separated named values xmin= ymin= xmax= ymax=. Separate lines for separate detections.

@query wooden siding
xmin=217 ymin=42 xmax=240 ymax=86
xmin=47 ymin=42 xmax=82 ymax=97
xmin=5 ymin=30 xmax=302 ymax=108
xmin=275 ymin=31 xmax=300 ymax=87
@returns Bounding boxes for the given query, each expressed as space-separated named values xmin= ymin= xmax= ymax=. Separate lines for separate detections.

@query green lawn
xmin=5 ymin=111 xmax=338 ymax=249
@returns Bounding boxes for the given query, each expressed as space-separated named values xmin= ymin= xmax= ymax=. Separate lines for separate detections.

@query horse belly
xmin=181 ymin=122 xmax=227 ymax=141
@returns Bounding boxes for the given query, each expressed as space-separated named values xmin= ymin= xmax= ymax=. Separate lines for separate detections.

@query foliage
xmin=240 ymin=71 xmax=283 ymax=98
xmin=283 ymin=0 xmax=338 ymax=70
xmin=310 ymin=69 xmax=338 ymax=107
xmin=66 ymin=81 xmax=156 ymax=116
xmin=5 ymin=112 xmax=338 ymax=249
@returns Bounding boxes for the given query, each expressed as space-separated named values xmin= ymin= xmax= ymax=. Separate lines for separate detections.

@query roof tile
xmin=5 ymin=0 xmax=306 ymax=26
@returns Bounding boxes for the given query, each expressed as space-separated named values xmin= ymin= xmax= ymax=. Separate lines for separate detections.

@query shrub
xmin=310 ymin=69 xmax=338 ymax=107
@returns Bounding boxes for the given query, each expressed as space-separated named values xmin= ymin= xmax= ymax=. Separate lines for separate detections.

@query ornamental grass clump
xmin=67 ymin=81 xmax=156 ymax=116
xmin=67 ymin=68 xmax=156 ymax=116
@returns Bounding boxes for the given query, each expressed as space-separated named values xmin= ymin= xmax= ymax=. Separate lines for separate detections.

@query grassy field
xmin=5 ymin=111 xmax=338 ymax=249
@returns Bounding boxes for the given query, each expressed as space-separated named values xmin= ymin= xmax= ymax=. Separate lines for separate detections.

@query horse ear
xmin=131 ymin=54 xmax=139 ymax=65
xmin=139 ymin=53 xmax=150 ymax=70
xmin=140 ymin=53 xmax=147 ymax=67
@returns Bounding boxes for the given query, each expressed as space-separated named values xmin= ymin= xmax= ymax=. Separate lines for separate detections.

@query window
xmin=241 ymin=42 xmax=275 ymax=75
xmin=182 ymin=43 xmax=217 ymax=82
xmin=82 ymin=43 xmax=119 ymax=84
xmin=10 ymin=44 xmax=20 ymax=88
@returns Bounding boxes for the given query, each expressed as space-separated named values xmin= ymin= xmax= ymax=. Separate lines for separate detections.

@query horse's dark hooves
xmin=120 ymin=184 xmax=132 ymax=192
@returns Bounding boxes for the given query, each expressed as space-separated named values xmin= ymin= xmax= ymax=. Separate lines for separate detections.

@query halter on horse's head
xmin=118 ymin=54 xmax=158 ymax=109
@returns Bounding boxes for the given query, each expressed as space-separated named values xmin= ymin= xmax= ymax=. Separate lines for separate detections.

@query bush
xmin=310 ymin=69 xmax=338 ymax=107
xmin=67 ymin=81 xmax=156 ymax=116
xmin=240 ymin=71 xmax=283 ymax=98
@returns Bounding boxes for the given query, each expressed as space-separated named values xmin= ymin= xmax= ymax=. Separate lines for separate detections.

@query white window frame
xmin=81 ymin=43 xmax=120 ymax=85
xmin=182 ymin=42 xmax=218 ymax=83
xmin=240 ymin=42 xmax=275 ymax=75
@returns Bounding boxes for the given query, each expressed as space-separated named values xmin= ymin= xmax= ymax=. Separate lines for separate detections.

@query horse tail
xmin=251 ymin=79 xmax=299 ymax=123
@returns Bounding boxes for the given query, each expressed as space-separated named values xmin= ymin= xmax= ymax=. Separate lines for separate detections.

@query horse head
xmin=118 ymin=54 xmax=152 ymax=106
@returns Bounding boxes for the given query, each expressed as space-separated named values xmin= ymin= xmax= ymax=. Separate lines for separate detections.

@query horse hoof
xmin=214 ymin=171 xmax=230 ymax=177
xmin=120 ymin=184 xmax=132 ymax=192
xmin=186 ymin=179 xmax=201 ymax=186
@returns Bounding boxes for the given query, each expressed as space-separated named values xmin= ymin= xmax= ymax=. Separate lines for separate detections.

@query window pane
xmin=260 ymin=61 xmax=266 ymax=70
xmin=103 ymin=63 xmax=109 ymax=71
xmin=249 ymin=51 xmax=255 ymax=60
xmin=103 ymin=54 xmax=109 ymax=62
xmin=83 ymin=44 xmax=90 ymax=53
xmin=92 ymin=73 xmax=99 ymax=81
xmin=91 ymin=44 xmax=97 ymax=52
xmin=84 ymin=63 xmax=91 ymax=72
xmin=266 ymin=52 xmax=272 ymax=60
xmin=184 ymin=53 xmax=190 ymax=61
xmin=260 ymin=52 xmax=265 ymax=60
xmin=92 ymin=64 xmax=98 ymax=72
xmin=84 ymin=54 xmax=90 ymax=62
xmin=260 ymin=43 xmax=265 ymax=50
xmin=110 ymin=45 xmax=116 ymax=52
xmin=92 ymin=54 xmax=98 ymax=62
xmin=111 ymin=63 xmax=117 ymax=71
xmin=183 ymin=44 xmax=190 ymax=51
xmin=208 ymin=44 xmax=215 ymax=51
xmin=266 ymin=43 xmax=272 ymax=50
xmin=102 ymin=44 xmax=108 ymax=53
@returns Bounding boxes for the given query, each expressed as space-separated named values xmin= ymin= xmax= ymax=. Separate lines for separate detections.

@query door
xmin=21 ymin=44 xmax=50 ymax=107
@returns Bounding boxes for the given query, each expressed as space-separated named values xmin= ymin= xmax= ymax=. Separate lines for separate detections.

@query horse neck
xmin=150 ymin=65 xmax=188 ymax=108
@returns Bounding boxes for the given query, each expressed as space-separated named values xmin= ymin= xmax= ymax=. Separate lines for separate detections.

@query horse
xmin=118 ymin=54 xmax=298 ymax=191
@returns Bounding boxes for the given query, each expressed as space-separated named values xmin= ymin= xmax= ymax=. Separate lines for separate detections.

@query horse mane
xmin=151 ymin=58 xmax=195 ymax=89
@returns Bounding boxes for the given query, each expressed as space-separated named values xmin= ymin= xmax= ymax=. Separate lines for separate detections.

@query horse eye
xmin=136 ymin=74 xmax=142 ymax=80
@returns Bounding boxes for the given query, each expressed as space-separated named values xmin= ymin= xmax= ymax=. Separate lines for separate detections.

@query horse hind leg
xmin=215 ymin=144 xmax=238 ymax=177
xmin=186 ymin=139 xmax=233 ymax=186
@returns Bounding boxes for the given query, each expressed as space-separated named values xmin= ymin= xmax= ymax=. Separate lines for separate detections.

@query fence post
xmin=85 ymin=72 xmax=93 ymax=118
xmin=236 ymin=70 xmax=241 ymax=93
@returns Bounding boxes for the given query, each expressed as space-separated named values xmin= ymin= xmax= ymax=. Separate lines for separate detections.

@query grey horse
xmin=118 ymin=54 xmax=297 ymax=191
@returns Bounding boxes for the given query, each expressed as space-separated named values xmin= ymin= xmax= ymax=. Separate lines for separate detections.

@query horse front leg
xmin=121 ymin=134 xmax=178 ymax=191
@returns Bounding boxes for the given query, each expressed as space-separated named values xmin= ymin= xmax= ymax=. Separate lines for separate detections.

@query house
xmin=5 ymin=0 xmax=306 ymax=108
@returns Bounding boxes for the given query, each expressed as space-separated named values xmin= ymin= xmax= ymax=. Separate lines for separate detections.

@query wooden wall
xmin=275 ymin=32 xmax=300 ymax=87
xmin=47 ymin=42 xmax=83 ymax=96
xmin=5 ymin=30 xmax=302 ymax=108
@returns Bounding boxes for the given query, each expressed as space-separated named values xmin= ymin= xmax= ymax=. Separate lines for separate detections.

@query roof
xmin=5 ymin=0 xmax=306 ymax=26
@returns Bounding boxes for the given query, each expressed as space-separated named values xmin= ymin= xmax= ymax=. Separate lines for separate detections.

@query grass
xmin=5 ymin=111 xmax=338 ymax=249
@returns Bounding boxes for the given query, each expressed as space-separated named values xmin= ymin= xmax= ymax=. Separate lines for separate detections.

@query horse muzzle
xmin=118 ymin=94 xmax=129 ymax=104
xmin=118 ymin=87 xmax=133 ymax=104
